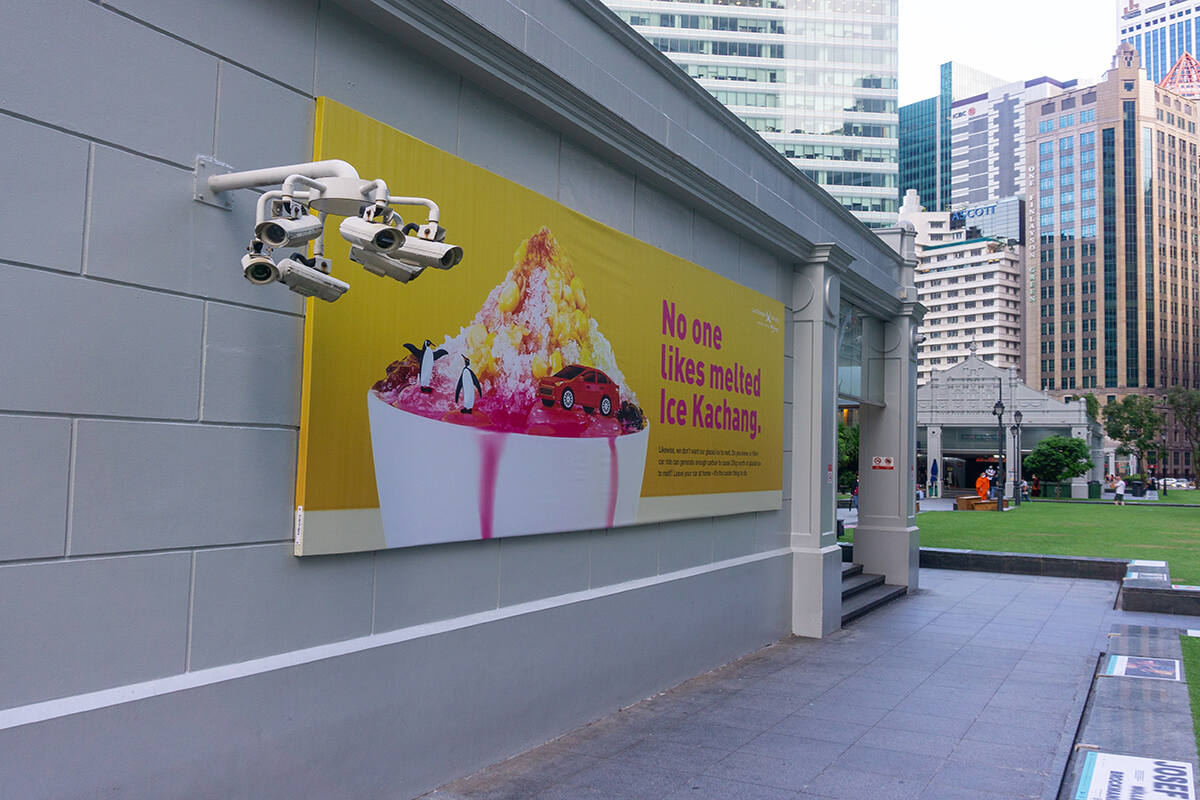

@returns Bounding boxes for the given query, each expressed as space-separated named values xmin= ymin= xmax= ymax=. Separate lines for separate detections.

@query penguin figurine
xmin=404 ymin=339 xmax=448 ymax=393
xmin=455 ymin=355 xmax=483 ymax=413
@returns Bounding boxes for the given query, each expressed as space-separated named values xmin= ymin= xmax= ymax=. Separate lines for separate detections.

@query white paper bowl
xmin=367 ymin=391 xmax=648 ymax=548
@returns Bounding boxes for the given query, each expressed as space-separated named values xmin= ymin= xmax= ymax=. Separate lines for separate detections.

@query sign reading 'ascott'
xmin=294 ymin=99 xmax=784 ymax=555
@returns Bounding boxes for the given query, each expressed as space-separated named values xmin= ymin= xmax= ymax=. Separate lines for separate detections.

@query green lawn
xmin=1181 ymin=635 xmax=1200 ymax=755
xmin=870 ymin=503 xmax=1200 ymax=583
xmin=1149 ymin=489 xmax=1200 ymax=504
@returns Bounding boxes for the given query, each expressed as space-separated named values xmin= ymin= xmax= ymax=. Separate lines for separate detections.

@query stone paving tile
xmin=769 ymin=713 xmax=871 ymax=744
xmin=703 ymin=750 xmax=830 ymax=791
xmin=661 ymin=775 xmax=802 ymax=800
xmin=423 ymin=570 xmax=1200 ymax=800
xmin=802 ymin=766 xmax=929 ymax=800
xmin=854 ymin=726 xmax=959 ymax=758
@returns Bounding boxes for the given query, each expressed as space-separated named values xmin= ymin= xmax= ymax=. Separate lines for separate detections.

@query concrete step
xmin=840 ymin=562 xmax=863 ymax=579
xmin=841 ymin=582 xmax=907 ymax=626
xmin=841 ymin=571 xmax=884 ymax=600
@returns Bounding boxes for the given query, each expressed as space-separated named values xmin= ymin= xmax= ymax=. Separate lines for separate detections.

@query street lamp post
xmin=993 ymin=379 xmax=1005 ymax=513
xmin=1162 ymin=433 xmax=1169 ymax=497
xmin=1011 ymin=409 xmax=1023 ymax=507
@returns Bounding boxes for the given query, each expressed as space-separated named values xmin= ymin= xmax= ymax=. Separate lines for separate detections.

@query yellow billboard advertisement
xmin=295 ymin=98 xmax=784 ymax=555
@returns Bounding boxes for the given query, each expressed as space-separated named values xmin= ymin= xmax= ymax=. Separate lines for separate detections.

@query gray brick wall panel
xmin=213 ymin=63 xmax=315 ymax=175
xmin=0 ymin=265 xmax=203 ymax=418
xmin=372 ymin=539 xmax=501 ymax=632
xmin=313 ymin=5 xmax=463 ymax=155
xmin=588 ymin=525 xmax=660 ymax=587
xmin=200 ymin=303 xmax=303 ymax=426
xmin=101 ymin=0 xmax=319 ymax=93
xmin=86 ymin=146 xmax=302 ymax=314
xmin=658 ymin=518 xmax=715 ymax=572
xmin=0 ymin=415 xmax=71 ymax=561
xmin=187 ymin=543 xmax=373 ymax=670
xmin=456 ymin=84 xmax=561 ymax=199
xmin=0 ymin=115 xmax=88 ymax=273
xmin=0 ymin=553 xmax=191 ymax=709
xmin=0 ymin=0 xmax=218 ymax=165
xmin=498 ymin=530 xmax=591 ymax=606
xmin=558 ymin=141 xmax=636 ymax=231
xmin=69 ymin=420 xmax=296 ymax=554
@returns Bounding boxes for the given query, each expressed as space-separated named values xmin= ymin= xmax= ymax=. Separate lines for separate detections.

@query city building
xmin=1120 ymin=0 xmax=1200 ymax=84
xmin=1025 ymin=43 xmax=1199 ymax=477
xmin=917 ymin=356 xmax=1106 ymax=499
xmin=898 ymin=61 xmax=1009 ymax=211
xmin=603 ymin=0 xmax=900 ymax=226
xmin=950 ymin=76 xmax=1077 ymax=207
xmin=0 ymin=0 xmax=921 ymax=796
xmin=899 ymin=191 xmax=1024 ymax=385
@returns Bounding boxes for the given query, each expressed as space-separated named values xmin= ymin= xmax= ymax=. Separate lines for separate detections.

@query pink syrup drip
xmin=477 ymin=433 xmax=507 ymax=539
xmin=606 ymin=436 xmax=619 ymax=528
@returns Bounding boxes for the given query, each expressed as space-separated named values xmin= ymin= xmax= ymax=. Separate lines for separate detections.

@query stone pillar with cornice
xmin=855 ymin=299 xmax=923 ymax=589
xmin=788 ymin=243 xmax=853 ymax=637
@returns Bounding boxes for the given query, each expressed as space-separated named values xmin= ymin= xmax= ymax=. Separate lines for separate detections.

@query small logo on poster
xmin=871 ymin=456 xmax=895 ymax=470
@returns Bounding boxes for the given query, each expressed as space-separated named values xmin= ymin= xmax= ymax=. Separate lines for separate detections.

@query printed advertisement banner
xmin=1074 ymin=752 xmax=1194 ymax=800
xmin=295 ymin=99 xmax=785 ymax=555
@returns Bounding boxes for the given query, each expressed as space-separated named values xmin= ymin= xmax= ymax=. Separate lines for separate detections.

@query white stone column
xmin=788 ymin=244 xmax=854 ymax=637
xmin=855 ymin=301 xmax=923 ymax=588
xmin=927 ymin=425 xmax=943 ymax=498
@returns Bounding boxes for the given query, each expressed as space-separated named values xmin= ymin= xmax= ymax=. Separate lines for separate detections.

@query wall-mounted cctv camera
xmin=277 ymin=253 xmax=349 ymax=302
xmin=916 ymin=333 xmax=929 ymax=344
xmin=255 ymin=213 xmax=323 ymax=249
xmin=242 ymin=240 xmax=280 ymax=285
xmin=339 ymin=215 xmax=405 ymax=254
xmin=348 ymin=246 xmax=423 ymax=283
xmin=392 ymin=237 xmax=464 ymax=270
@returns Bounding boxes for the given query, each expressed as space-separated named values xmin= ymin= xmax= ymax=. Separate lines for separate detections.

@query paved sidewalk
xmin=426 ymin=569 xmax=1200 ymax=800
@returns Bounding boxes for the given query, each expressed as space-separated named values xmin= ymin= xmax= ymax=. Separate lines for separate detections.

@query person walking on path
xmin=1114 ymin=476 xmax=1126 ymax=506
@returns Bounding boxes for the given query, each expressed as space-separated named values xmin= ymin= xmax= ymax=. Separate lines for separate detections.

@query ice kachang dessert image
xmin=367 ymin=227 xmax=650 ymax=548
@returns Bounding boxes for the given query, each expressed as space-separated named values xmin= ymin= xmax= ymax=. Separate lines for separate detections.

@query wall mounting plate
xmin=193 ymin=155 xmax=235 ymax=209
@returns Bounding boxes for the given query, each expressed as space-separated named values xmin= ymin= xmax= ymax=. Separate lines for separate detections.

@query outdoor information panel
xmin=294 ymin=99 xmax=785 ymax=554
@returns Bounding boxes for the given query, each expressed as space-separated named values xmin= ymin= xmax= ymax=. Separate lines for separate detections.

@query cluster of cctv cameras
xmin=241 ymin=198 xmax=463 ymax=303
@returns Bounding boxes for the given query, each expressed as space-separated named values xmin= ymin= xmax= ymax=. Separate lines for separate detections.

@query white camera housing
xmin=277 ymin=253 xmax=349 ymax=302
xmin=255 ymin=214 xmax=323 ymax=248
xmin=348 ymin=246 xmax=423 ymax=283
xmin=339 ymin=215 xmax=405 ymax=254
xmin=392 ymin=237 xmax=464 ymax=270
xmin=242 ymin=242 xmax=279 ymax=285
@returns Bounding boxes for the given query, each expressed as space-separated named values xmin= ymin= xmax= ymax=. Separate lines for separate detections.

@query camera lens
xmin=373 ymin=230 xmax=397 ymax=250
xmin=261 ymin=223 xmax=287 ymax=246
xmin=247 ymin=261 xmax=275 ymax=283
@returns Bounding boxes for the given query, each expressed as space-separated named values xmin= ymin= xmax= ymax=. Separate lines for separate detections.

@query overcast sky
xmin=899 ymin=0 xmax=1122 ymax=105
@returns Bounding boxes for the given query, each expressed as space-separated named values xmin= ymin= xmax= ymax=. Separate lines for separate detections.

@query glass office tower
xmin=605 ymin=0 xmax=899 ymax=227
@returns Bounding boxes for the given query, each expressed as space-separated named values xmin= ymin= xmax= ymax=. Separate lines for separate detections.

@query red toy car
xmin=537 ymin=364 xmax=618 ymax=416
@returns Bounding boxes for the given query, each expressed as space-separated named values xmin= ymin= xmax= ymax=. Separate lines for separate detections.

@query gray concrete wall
xmin=0 ymin=1 xmax=903 ymax=797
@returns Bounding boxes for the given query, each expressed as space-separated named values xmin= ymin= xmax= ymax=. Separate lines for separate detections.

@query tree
xmin=837 ymin=421 xmax=859 ymax=491
xmin=1102 ymin=394 xmax=1164 ymax=472
xmin=1022 ymin=436 xmax=1094 ymax=483
xmin=1082 ymin=393 xmax=1100 ymax=421
xmin=1166 ymin=387 xmax=1200 ymax=476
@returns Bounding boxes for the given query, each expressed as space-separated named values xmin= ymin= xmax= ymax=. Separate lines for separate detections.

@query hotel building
xmin=898 ymin=190 xmax=1024 ymax=385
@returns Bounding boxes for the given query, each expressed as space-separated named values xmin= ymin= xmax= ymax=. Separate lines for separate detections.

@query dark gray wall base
xmin=918 ymin=548 xmax=1128 ymax=580
xmin=1120 ymin=586 xmax=1200 ymax=615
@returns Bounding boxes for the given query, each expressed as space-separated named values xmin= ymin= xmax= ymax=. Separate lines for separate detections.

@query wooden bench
xmin=973 ymin=501 xmax=997 ymax=511
xmin=956 ymin=496 xmax=980 ymax=511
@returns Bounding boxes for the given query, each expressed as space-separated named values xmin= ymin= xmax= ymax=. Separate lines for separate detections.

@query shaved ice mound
xmin=367 ymin=227 xmax=650 ymax=547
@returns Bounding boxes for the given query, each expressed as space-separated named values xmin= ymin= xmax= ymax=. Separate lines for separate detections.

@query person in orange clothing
xmin=975 ymin=470 xmax=990 ymax=499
